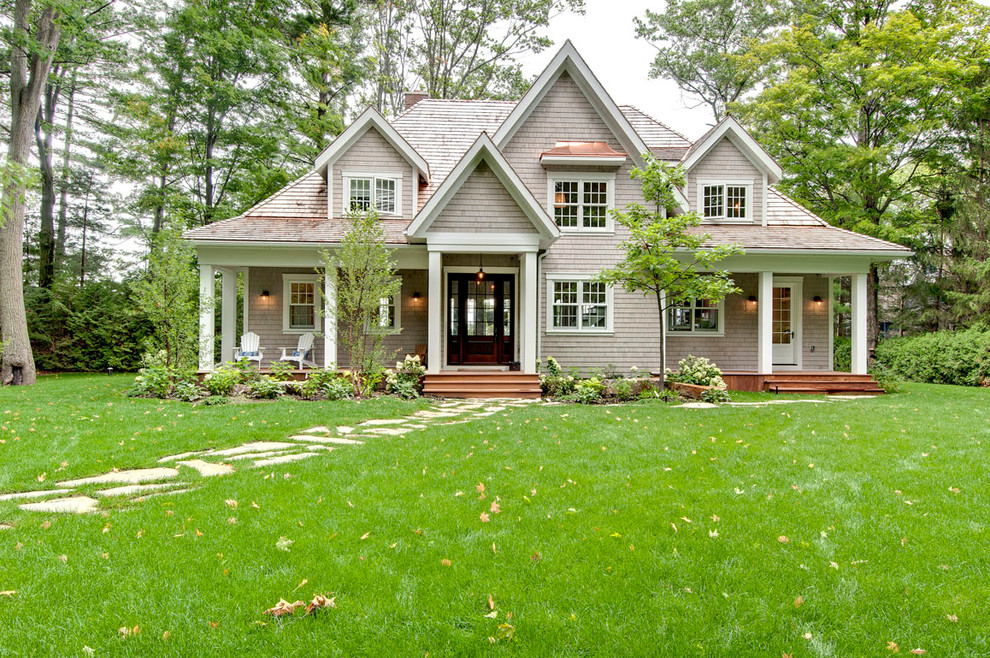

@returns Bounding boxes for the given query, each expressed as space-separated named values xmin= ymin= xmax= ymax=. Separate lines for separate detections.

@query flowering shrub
xmin=127 ymin=365 xmax=197 ymax=399
xmin=667 ymin=355 xmax=725 ymax=388
xmin=386 ymin=355 xmax=426 ymax=399
xmin=700 ymin=388 xmax=731 ymax=404
xmin=540 ymin=355 xmax=576 ymax=397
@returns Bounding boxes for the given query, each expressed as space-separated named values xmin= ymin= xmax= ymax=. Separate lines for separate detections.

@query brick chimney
xmin=404 ymin=90 xmax=429 ymax=111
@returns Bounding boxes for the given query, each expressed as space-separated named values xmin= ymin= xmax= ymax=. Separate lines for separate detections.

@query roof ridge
xmin=619 ymin=104 xmax=691 ymax=144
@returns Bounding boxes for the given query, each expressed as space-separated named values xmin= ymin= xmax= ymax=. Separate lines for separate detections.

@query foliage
xmin=874 ymin=328 xmax=990 ymax=386
xmin=248 ymin=375 xmax=284 ymax=399
xmin=833 ymin=335 xmax=851 ymax=372
xmin=597 ymin=157 xmax=741 ymax=386
xmin=267 ymin=360 xmax=296 ymax=382
xmin=638 ymin=384 xmax=679 ymax=403
xmin=613 ymin=379 xmax=636 ymax=402
xmin=301 ymin=369 xmax=353 ymax=401
xmin=634 ymin=0 xmax=783 ymax=120
xmin=539 ymin=356 xmax=575 ymax=398
xmin=325 ymin=211 xmax=402 ymax=397
xmin=386 ymin=355 xmax=426 ymax=399
xmin=132 ymin=230 xmax=198 ymax=369
xmin=667 ymin=354 xmax=725 ymax=388
xmin=126 ymin=365 xmax=197 ymax=399
xmin=564 ymin=376 xmax=605 ymax=404
xmin=202 ymin=364 xmax=241 ymax=397
xmin=25 ymin=279 xmax=149 ymax=373
xmin=700 ymin=387 xmax=731 ymax=404
xmin=171 ymin=379 xmax=205 ymax=402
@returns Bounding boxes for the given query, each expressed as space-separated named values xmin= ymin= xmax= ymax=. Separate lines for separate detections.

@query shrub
xmin=268 ymin=360 xmax=296 ymax=382
xmin=614 ymin=379 xmax=636 ymax=401
xmin=248 ymin=375 xmax=284 ymax=399
xmin=201 ymin=395 xmax=230 ymax=406
xmin=700 ymin=388 xmax=731 ymax=404
xmin=540 ymin=355 xmax=575 ymax=398
xmin=386 ymin=355 xmax=426 ymax=399
xmin=833 ymin=336 xmax=851 ymax=372
xmin=203 ymin=365 xmax=241 ymax=397
xmin=874 ymin=329 xmax=990 ymax=386
xmin=301 ymin=370 xmax=353 ymax=400
xmin=126 ymin=364 xmax=197 ymax=399
xmin=667 ymin=355 xmax=724 ymax=388
xmin=171 ymin=380 xmax=205 ymax=402
xmin=566 ymin=376 xmax=605 ymax=404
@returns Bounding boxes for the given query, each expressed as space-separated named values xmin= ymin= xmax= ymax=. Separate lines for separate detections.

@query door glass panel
xmin=773 ymin=286 xmax=791 ymax=345
xmin=467 ymin=280 xmax=496 ymax=336
xmin=449 ymin=286 xmax=459 ymax=336
xmin=503 ymin=288 xmax=512 ymax=335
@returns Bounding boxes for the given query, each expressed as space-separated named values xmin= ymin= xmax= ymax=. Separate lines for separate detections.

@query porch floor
xmin=721 ymin=371 xmax=884 ymax=394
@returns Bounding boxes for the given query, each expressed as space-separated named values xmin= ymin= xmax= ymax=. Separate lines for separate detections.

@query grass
xmin=1 ymin=375 xmax=989 ymax=656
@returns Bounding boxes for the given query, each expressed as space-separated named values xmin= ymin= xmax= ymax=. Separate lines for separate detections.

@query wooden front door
xmin=447 ymin=274 xmax=515 ymax=366
xmin=772 ymin=282 xmax=801 ymax=366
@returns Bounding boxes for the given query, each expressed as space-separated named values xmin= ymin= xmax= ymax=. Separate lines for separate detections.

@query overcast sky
xmin=518 ymin=0 xmax=990 ymax=141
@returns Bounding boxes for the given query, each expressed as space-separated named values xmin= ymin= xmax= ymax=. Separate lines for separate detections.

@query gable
xmin=686 ymin=136 xmax=764 ymax=223
xmin=331 ymin=126 xmax=416 ymax=218
xmin=429 ymin=161 xmax=538 ymax=234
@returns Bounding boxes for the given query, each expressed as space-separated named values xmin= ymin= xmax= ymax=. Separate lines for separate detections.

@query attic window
xmin=344 ymin=173 xmax=402 ymax=215
xmin=700 ymin=180 xmax=751 ymax=222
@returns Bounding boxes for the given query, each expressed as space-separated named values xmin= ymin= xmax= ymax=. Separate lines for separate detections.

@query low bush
xmin=301 ymin=370 xmax=353 ymax=400
xmin=126 ymin=363 xmax=198 ymax=399
xmin=667 ymin=355 xmax=725 ymax=388
xmin=614 ymin=379 xmax=636 ymax=401
xmin=540 ymin=356 xmax=576 ymax=397
xmin=248 ymin=375 xmax=284 ymax=399
xmin=386 ymin=355 xmax=426 ymax=399
xmin=874 ymin=328 xmax=990 ymax=386
xmin=700 ymin=388 xmax=731 ymax=404
xmin=268 ymin=360 xmax=296 ymax=382
xmin=203 ymin=365 xmax=241 ymax=397
xmin=565 ymin=376 xmax=605 ymax=404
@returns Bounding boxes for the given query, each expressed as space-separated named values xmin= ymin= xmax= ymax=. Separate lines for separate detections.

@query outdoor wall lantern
xmin=261 ymin=290 xmax=270 ymax=300
xmin=813 ymin=295 xmax=824 ymax=306
xmin=747 ymin=295 xmax=757 ymax=306
xmin=411 ymin=292 xmax=422 ymax=300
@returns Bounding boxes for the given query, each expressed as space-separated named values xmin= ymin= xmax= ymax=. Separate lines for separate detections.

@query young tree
xmin=1 ymin=1 xmax=62 ymax=386
xmin=324 ymin=211 xmax=401 ymax=397
xmin=634 ymin=0 xmax=784 ymax=121
xmin=132 ymin=229 xmax=198 ymax=368
xmin=597 ymin=157 xmax=741 ymax=385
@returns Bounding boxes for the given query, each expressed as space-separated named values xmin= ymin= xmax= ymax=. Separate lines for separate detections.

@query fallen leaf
xmin=162 ymin=631 xmax=172 ymax=641
xmin=225 ymin=499 xmax=238 ymax=509
xmin=276 ymin=536 xmax=293 ymax=552
xmin=305 ymin=594 xmax=336 ymax=615
xmin=360 ymin=531 xmax=370 ymax=540
xmin=887 ymin=641 xmax=900 ymax=653
xmin=0 ymin=591 xmax=16 ymax=597
xmin=909 ymin=650 xmax=926 ymax=655
xmin=208 ymin=621 xmax=219 ymax=630
xmin=264 ymin=598 xmax=304 ymax=618
xmin=441 ymin=559 xmax=451 ymax=567
xmin=484 ymin=610 xmax=498 ymax=618
xmin=794 ymin=596 xmax=803 ymax=608
xmin=947 ymin=614 xmax=958 ymax=622
xmin=293 ymin=578 xmax=308 ymax=592
xmin=778 ymin=536 xmax=789 ymax=543
xmin=479 ymin=512 xmax=490 ymax=523
xmin=57 ymin=554 xmax=67 ymax=563
xmin=488 ymin=594 xmax=495 ymax=610
xmin=476 ymin=482 xmax=485 ymax=493
xmin=490 ymin=501 xmax=501 ymax=514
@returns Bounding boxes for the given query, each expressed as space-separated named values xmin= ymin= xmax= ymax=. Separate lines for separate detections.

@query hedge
xmin=874 ymin=328 xmax=990 ymax=387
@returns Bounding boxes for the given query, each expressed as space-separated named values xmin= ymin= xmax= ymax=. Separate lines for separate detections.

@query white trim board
xmin=315 ymin=107 xmax=429 ymax=178
xmin=682 ymin=115 xmax=783 ymax=183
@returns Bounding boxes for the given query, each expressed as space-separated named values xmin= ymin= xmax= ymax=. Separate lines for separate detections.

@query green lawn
xmin=1 ymin=375 xmax=989 ymax=656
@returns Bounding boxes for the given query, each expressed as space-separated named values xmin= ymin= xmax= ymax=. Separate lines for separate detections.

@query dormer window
xmin=547 ymin=174 xmax=615 ymax=233
xmin=343 ymin=172 xmax=402 ymax=216
xmin=700 ymin=180 xmax=751 ymax=222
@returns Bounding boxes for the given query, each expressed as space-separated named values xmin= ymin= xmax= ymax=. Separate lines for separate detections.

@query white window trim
xmin=545 ymin=273 xmax=614 ymax=335
xmin=370 ymin=277 xmax=403 ymax=335
xmin=282 ymin=274 xmax=322 ymax=334
xmin=667 ymin=297 xmax=726 ymax=337
xmin=342 ymin=171 xmax=404 ymax=217
xmin=546 ymin=173 xmax=616 ymax=234
xmin=697 ymin=178 xmax=754 ymax=224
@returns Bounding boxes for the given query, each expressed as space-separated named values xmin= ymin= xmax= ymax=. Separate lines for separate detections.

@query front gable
xmin=429 ymin=161 xmax=538 ymax=235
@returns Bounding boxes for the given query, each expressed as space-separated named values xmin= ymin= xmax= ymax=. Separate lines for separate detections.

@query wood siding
xmin=430 ymin=160 xmax=537 ymax=234
xmin=686 ymin=137 xmax=764 ymax=224
xmin=331 ymin=127 xmax=415 ymax=219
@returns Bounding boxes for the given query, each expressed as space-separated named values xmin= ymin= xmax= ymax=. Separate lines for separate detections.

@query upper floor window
xmin=343 ymin=173 xmax=401 ymax=216
xmin=700 ymin=180 xmax=751 ymax=221
xmin=547 ymin=174 xmax=615 ymax=232
xmin=668 ymin=298 xmax=724 ymax=335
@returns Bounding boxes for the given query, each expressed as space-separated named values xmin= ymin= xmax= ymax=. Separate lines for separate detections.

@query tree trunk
xmin=1 ymin=3 xmax=61 ymax=386
xmin=55 ymin=73 xmax=76 ymax=265
xmin=656 ymin=292 xmax=666 ymax=389
xmin=36 ymin=74 xmax=61 ymax=290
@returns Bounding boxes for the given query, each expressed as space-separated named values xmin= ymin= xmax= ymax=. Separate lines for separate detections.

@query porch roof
xmin=690 ymin=223 xmax=912 ymax=255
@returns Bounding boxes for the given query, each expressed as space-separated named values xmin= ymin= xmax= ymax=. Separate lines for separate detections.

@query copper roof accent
xmin=540 ymin=141 xmax=627 ymax=159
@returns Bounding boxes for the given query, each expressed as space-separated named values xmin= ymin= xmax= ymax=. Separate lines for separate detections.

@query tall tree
xmin=737 ymin=0 xmax=989 ymax=353
xmin=1 ymin=0 xmax=62 ymax=386
xmin=597 ymin=158 xmax=741 ymax=385
xmin=634 ymin=0 xmax=784 ymax=121
xmin=365 ymin=0 xmax=415 ymax=116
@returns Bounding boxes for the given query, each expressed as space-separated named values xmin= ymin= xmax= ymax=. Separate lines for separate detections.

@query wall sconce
xmin=813 ymin=295 xmax=823 ymax=306
xmin=747 ymin=295 xmax=757 ymax=305
xmin=411 ymin=291 xmax=422 ymax=300
xmin=260 ymin=290 xmax=270 ymax=301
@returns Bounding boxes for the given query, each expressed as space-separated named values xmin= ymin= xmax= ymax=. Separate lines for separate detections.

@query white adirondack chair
xmin=279 ymin=332 xmax=317 ymax=370
xmin=233 ymin=332 xmax=264 ymax=370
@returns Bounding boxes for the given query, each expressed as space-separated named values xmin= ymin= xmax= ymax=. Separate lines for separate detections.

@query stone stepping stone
xmin=177 ymin=460 xmax=234 ymax=477
xmin=0 ymin=523 xmax=12 ymax=530
xmin=474 ymin=411 xmax=496 ymax=417
xmin=133 ymin=488 xmax=193 ymax=501
xmin=414 ymin=410 xmax=463 ymax=419
xmin=677 ymin=402 xmax=718 ymax=409
xmin=206 ymin=442 xmax=296 ymax=457
xmin=359 ymin=418 xmax=408 ymax=426
xmin=95 ymin=483 xmax=186 ymax=498
xmin=158 ymin=450 xmax=207 ymax=463
xmin=290 ymin=435 xmax=363 ymax=445
xmin=438 ymin=419 xmax=471 ymax=425
xmin=298 ymin=426 xmax=331 ymax=435
xmin=19 ymin=496 xmax=98 ymax=514
xmin=225 ymin=450 xmax=295 ymax=461
xmin=484 ymin=406 xmax=506 ymax=412
xmin=253 ymin=452 xmax=319 ymax=467
xmin=59 ymin=467 xmax=179 ymax=488
xmin=336 ymin=426 xmax=355 ymax=434
xmin=0 ymin=489 xmax=73 ymax=502
xmin=405 ymin=424 xmax=428 ymax=429
xmin=363 ymin=427 xmax=412 ymax=436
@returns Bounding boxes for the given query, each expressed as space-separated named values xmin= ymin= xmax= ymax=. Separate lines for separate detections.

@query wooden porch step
xmin=423 ymin=372 xmax=542 ymax=400
xmin=766 ymin=379 xmax=880 ymax=390
xmin=763 ymin=373 xmax=875 ymax=383
xmin=770 ymin=386 xmax=885 ymax=395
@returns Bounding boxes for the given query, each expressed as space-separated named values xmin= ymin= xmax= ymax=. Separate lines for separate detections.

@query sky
xmin=518 ymin=0 xmax=716 ymax=141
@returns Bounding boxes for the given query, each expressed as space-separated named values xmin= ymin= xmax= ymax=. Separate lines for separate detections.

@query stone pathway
xmin=0 ymin=398 xmax=540 ymax=515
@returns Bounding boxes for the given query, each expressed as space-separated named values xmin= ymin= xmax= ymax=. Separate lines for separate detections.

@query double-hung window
xmin=700 ymin=180 xmax=751 ymax=221
xmin=668 ymin=298 xmax=723 ymax=335
xmin=344 ymin=173 xmax=401 ymax=215
xmin=371 ymin=277 xmax=401 ymax=333
xmin=547 ymin=275 xmax=613 ymax=334
xmin=282 ymin=274 xmax=322 ymax=333
xmin=548 ymin=175 xmax=615 ymax=232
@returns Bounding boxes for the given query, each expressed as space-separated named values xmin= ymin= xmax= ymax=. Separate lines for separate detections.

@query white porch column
xmin=198 ymin=264 xmax=215 ymax=371
xmin=323 ymin=268 xmax=337 ymax=369
xmin=427 ymin=251 xmax=442 ymax=374
xmin=757 ymin=271 xmax=773 ymax=374
xmin=219 ymin=268 xmax=236 ymax=365
xmin=850 ymin=272 xmax=868 ymax=375
xmin=520 ymin=251 xmax=538 ymax=374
